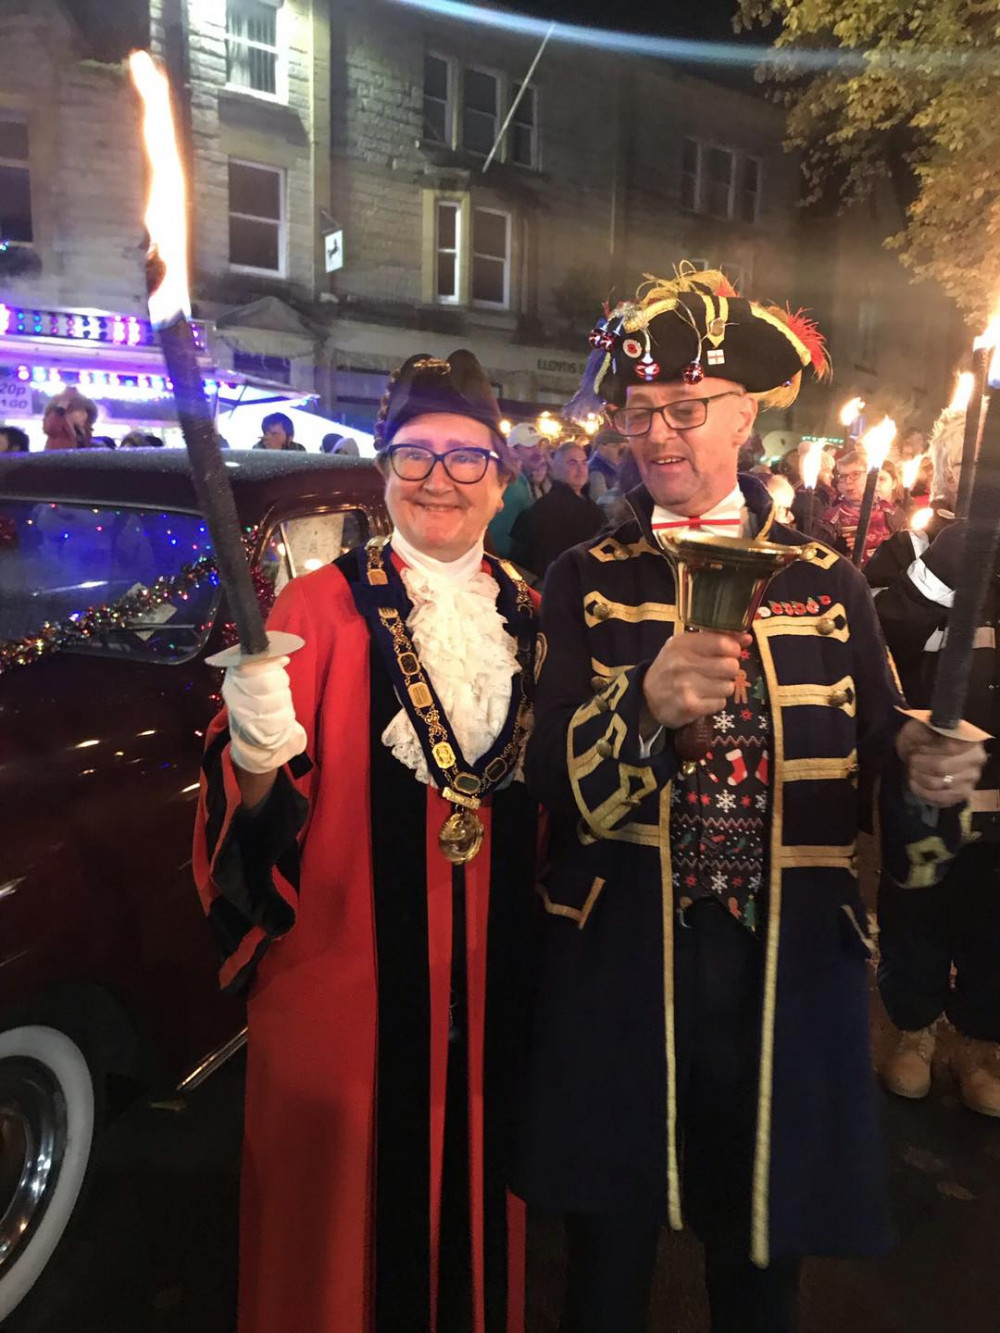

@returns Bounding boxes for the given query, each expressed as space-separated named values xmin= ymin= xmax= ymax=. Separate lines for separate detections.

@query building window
xmin=509 ymin=84 xmax=537 ymax=168
xmin=680 ymin=138 xmax=700 ymax=212
xmin=740 ymin=156 xmax=762 ymax=224
xmin=471 ymin=207 xmax=510 ymax=307
xmin=226 ymin=0 xmax=282 ymax=98
xmin=0 ymin=113 xmax=31 ymax=244
xmin=435 ymin=200 xmax=462 ymax=303
xmin=705 ymin=147 xmax=735 ymax=220
xmin=423 ymin=54 xmax=454 ymax=146
xmin=463 ymin=68 xmax=499 ymax=157
xmin=228 ymin=160 xmax=285 ymax=274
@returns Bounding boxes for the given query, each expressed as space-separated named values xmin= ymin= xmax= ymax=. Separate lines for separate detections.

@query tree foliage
xmin=737 ymin=0 xmax=1000 ymax=324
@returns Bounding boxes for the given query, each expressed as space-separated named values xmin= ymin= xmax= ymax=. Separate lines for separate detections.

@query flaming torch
xmin=950 ymin=371 xmax=974 ymax=415
xmin=129 ymin=52 xmax=298 ymax=667
xmin=899 ymin=452 xmax=924 ymax=510
xmin=798 ymin=440 xmax=824 ymax=536
xmin=851 ymin=415 xmax=896 ymax=567
xmin=955 ymin=314 xmax=1000 ymax=521
xmin=924 ymin=346 xmax=1000 ymax=738
xmin=839 ymin=396 xmax=865 ymax=443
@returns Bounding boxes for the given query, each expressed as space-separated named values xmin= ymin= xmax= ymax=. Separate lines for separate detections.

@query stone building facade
xmin=0 ymin=0 xmax=966 ymax=441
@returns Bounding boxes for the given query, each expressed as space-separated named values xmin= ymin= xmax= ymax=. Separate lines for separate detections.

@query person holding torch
xmin=129 ymin=45 xmax=541 ymax=1333
xmin=512 ymin=266 xmax=986 ymax=1333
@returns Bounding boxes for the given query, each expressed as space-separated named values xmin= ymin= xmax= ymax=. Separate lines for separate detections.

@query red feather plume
xmin=783 ymin=306 xmax=830 ymax=377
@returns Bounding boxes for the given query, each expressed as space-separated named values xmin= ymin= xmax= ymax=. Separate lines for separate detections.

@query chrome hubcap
xmin=0 ymin=1058 xmax=66 ymax=1271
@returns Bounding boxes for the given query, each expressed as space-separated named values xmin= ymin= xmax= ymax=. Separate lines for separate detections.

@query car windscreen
xmin=0 ymin=498 xmax=221 ymax=664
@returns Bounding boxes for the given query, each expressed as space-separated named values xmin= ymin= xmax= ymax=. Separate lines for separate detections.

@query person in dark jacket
xmin=253 ymin=411 xmax=306 ymax=451
xmin=513 ymin=267 xmax=985 ymax=1333
xmin=587 ymin=426 xmax=627 ymax=502
xmin=873 ymin=403 xmax=1000 ymax=1116
xmin=510 ymin=440 xmax=604 ymax=578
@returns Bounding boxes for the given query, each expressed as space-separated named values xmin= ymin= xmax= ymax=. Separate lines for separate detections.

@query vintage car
xmin=0 ymin=448 xmax=389 ymax=1320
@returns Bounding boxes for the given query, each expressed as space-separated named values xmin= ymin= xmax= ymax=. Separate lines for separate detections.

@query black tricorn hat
xmin=376 ymin=350 xmax=503 ymax=447
xmin=567 ymin=268 xmax=830 ymax=420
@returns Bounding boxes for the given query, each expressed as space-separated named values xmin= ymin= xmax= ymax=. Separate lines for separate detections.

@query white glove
xmin=221 ymin=654 xmax=308 ymax=775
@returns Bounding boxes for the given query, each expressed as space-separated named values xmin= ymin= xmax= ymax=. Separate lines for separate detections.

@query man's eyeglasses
xmin=385 ymin=443 xmax=501 ymax=484
xmin=837 ymin=469 xmax=866 ymax=483
xmin=607 ymin=391 xmax=743 ymax=438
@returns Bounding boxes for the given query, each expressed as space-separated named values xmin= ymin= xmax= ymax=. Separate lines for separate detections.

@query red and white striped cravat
xmin=651 ymin=488 xmax=747 ymax=540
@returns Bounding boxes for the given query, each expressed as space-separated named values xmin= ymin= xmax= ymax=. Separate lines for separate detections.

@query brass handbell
xmin=654 ymin=531 xmax=800 ymax=767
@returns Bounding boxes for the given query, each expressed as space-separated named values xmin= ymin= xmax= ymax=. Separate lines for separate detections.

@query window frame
xmin=703 ymin=144 xmax=736 ymax=221
xmin=461 ymin=64 xmax=502 ymax=159
xmin=0 ymin=110 xmax=32 ymax=246
xmin=470 ymin=206 xmax=512 ymax=310
xmin=423 ymin=51 xmax=457 ymax=149
xmin=739 ymin=155 xmax=763 ymax=225
xmin=225 ymin=0 xmax=288 ymax=104
xmin=507 ymin=82 xmax=539 ymax=170
xmin=227 ymin=158 xmax=287 ymax=277
xmin=434 ymin=198 xmax=464 ymax=305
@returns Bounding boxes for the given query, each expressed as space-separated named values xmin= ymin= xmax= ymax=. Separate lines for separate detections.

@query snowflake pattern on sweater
xmin=670 ymin=637 xmax=771 ymax=932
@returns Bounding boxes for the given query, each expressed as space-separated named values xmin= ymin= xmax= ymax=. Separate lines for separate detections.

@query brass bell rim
xmin=656 ymin=531 xmax=800 ymax=570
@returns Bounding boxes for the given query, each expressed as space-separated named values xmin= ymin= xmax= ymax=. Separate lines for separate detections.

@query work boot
xmin=951 ymin=1036 xmax=1000 ymax=1118
xmin=881 ymin=1025 xmax=936 ymax=1100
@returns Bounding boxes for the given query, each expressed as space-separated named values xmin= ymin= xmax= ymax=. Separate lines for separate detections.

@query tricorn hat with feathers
xmin=567 ymin=264 xmax=831 ymax=421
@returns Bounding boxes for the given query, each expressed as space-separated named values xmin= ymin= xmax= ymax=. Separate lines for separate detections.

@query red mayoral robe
xmin=193 ymin=549 xmax=539 ymax=1333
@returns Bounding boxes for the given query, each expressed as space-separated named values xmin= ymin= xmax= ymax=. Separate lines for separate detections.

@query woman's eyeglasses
xmin=607 ymin=391 xmax=743 ymax=437
xmin=385 ymin=444 xmax=501 ymax=484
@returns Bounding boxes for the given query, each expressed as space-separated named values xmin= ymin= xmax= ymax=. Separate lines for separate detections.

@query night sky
xmin=516 ymin=0 xmax=754 ymax=42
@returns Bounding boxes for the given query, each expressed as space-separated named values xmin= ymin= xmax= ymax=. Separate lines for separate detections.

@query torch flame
xmin=910 ymin=505 xmax=934 ymax=532
xmin=859 ymin=415 xmax=897 ymax=473
xmin=129 ymin=51 xmax=190 ymax=328
xmin=949 ymin=371 xmax=974 ymax=413
xmin=973 ymin=311 xmax=1000 ymax=353
xmin=799 ymin=440 xmax=823 ymax=491
xmin=839 ymin=396 xmax=865 ymax=429
xmin=900 ymin=453 xmax=924 ymax=490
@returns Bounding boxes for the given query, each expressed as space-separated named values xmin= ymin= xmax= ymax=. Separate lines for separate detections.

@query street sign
xmin=324 ymin=229 xmax=344 ymax=273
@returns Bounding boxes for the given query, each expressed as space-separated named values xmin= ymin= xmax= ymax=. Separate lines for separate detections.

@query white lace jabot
xmin=381 ymin=530 xmax=522 ymax=786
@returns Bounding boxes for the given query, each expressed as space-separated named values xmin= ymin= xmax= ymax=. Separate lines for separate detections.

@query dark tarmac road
xmin=9 ymin=1013 xmax=1000 ymax=1333
xmin=9 ymin=834 xmax=1000 ymax=1333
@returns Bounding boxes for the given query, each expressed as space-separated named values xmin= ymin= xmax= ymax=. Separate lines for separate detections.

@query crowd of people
xmin=485 ymin=402 xmax=942 ymax=587
xmin=194 ymin=264 xmax=993 ymax=1333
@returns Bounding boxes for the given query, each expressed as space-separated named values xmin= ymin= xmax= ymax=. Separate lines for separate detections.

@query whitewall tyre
xmin=0 ymin=1024 xmax=96 ymax=1321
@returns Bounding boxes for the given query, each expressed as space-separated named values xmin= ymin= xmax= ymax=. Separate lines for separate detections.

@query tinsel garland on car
xmin=0 ymin=525 xmax=276 ymax=677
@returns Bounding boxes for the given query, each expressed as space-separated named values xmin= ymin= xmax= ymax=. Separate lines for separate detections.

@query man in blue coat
xmin=514 ymin=269 xmax=985 ymax=1332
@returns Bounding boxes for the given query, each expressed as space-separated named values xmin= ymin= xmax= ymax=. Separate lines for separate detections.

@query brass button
xmin=596 ymin=739 xmax=614 ymax=759
xmin=801 ymin=545 xmax=819 ymax=562
xmin=591 ymin=675 xmax=607 ymax=692
xmin=594 ymin=696 xmax=611 ymax=713
xmin=816 ymin=617 xmax=836 ymax=636
xmin=828 ymin=688 xmax=849 ymax=707
xmin=614 ymin=546 xmax=630 ymax=560
xmin=847 ymin=762 xmax=860 ymax=779
xmin=593 ymin=601 xmax=611 ymax=621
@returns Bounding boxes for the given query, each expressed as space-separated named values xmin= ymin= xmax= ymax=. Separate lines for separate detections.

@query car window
xmin=0 ymin=499 xmax=220 ymax=664
xmin=262 ymin=509 xmax=368 ymax=597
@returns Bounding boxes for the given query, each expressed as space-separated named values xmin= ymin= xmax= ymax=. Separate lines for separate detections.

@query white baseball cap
xmin=507 ymin=422 xmax=544 ymax=449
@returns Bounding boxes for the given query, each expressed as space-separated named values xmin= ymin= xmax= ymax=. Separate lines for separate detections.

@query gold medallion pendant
xmin=438 ymin=806 xmax=485 ymax=865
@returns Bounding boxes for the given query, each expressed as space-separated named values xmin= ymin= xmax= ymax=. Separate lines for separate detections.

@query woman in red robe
xmin=193 ymin=351 xmax=539 ymax=1333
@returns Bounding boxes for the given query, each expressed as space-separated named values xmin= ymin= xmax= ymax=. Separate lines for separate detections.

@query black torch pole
xmin=954 ymin=344 xmax=991 ymax=522
xmin=851 ymin=464 xmax=879 ymax=567
xmin=148 ymin=256 xmax=268 ymax=656
xmin=929 ymin=389 xmax=1000 ymax=731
